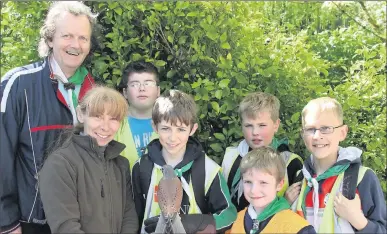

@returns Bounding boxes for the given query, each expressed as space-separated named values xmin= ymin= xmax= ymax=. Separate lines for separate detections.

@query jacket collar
xmin=72 ymin=134 xmax=126 ymax=160
xmin=146 ymin=136 xmax=204 ymax=168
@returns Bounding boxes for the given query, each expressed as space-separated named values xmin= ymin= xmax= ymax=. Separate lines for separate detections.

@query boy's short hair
xmin=301 ymin=97 xmax=344 ymax=126
xmin=118 ymin=61 xmax=159 ymax=92
xmin=238 ymin=92 xmax=280 ymax=122
xmin=240 ymin=146 xmax=286 ymax=183
xmin=152 ymin=90 xmax=197 ymax=127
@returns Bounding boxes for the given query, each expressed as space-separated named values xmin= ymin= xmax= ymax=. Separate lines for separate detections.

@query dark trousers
xmin=21 ymin=222 xmax=51 ymax=234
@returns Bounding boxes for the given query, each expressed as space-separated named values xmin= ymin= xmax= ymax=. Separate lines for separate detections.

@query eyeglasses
xmin=302 ymin=125 xmax=344 ymax=136
xmin=128 ymin=80 xmax=157 ymax=89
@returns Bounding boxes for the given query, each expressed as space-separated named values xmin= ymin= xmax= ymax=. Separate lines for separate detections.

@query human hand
xmin=144 ymin=214 xmax=216 ymax=234
xmin=284 ymin=182 xmax=301 ymax=204
xmin=9 ymin=226 xmax=22 ymax=234
xmin=144 ymin=215 xmax=159 ymax=233
xmin=334 ymin=193 xmax=368 ymax=230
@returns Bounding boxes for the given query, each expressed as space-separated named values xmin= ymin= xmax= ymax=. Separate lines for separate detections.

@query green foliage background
xmin=1 ymin=1 xmax=386 ymax=194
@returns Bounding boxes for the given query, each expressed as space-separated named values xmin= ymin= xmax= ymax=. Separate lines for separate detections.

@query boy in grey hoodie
xmin=295 ymin=97 xmax=386 ymax=233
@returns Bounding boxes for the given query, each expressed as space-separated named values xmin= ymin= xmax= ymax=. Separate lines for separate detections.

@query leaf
xmin=206 ymin=31 xmax=218 ymax=41
xmin=211 ymin=101 xmax=220 ymax=113
xmin=131 ymin=53 xmax=142 ymax=61
xmin=226 ymin=53 xmax=232 ymax=60
xmin=237 ymin=62 xmax=246 ymax=69
xmin=178 ymin=36 xmax=188 ymax=45
xmin=214 ymin=133 xmax=225 ymax=141
xmin=191 ymin=81 xmax=201 ymax=88
xmin=215 ymin=90 xmax=222 ymax=99
xmin=167 ymin=35 xmax=174 ymax=43
xmin=221 ymin=42 xmax=231 ymax=49
xmin=220 ymin=32 xmax=227 ymax=43
xmin=155 ymin=60 xmax=166 ymax=67
xmin=114 ymin=7 xmax=122 ymax=16
xmin=219 ymin=79 xmax=230 ymax=88
xmin=210 ymin=143 xmax=223 ymax=153
xmin=291 ymin=112 xmax=300 ymax=123
xmin=167 ymin=70 xmax=176 ymax=78
xmin=187 ymin=11 xmax=198 ymax=17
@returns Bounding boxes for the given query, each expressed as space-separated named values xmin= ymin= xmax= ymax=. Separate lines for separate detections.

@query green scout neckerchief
xmin=174 ymin=161 xmax=193 ymax=177
xmin=269 ymin=137 xmax=289 ymax=150
xmin=68 ymin=66 xmax=88 ymax=108
xmin=300 ymin=164 xmax=349 ymax=217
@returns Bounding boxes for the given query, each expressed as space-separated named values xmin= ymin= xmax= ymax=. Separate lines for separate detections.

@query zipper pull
xmin=101 ymin=179 xmax=105 ymax=198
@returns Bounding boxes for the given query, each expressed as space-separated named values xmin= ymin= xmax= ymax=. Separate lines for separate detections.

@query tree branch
xmin=357 ymin=1 xmax=382 ymax=31
xmin=332 ymin=1 xmax=386 ymax=42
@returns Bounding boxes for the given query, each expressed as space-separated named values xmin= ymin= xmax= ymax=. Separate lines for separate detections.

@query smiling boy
xmin=132 ymin=90 xmax=237 ymax=233
xmin=296 ymin=97 xmax=386 ymax=233
xmin=230 ymin=147 xmax=315 ymax=234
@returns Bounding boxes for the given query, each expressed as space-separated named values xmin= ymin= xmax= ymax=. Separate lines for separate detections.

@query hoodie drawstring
xmin=308 ymin=177 xmax=320 ymax=231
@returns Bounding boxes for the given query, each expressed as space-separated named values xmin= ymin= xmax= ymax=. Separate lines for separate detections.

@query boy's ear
xmin=276 ymin=178 xmax=285 ymax=192
xmin=339 ymin=124 xmax=348 ymax=141
xmin=274 ymin=119 xmax=280 ymax=133
xmin=76 ymin=107 xmax=85 ymax=123
xmin=122 ymin=88 xmax=128 ymax=99
xmin=189 ymin=123 xmax=199 ymax=136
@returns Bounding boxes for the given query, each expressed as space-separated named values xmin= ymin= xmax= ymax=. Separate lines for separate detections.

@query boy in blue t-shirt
xmin=115 ymin=61 xmax=160 ymax=169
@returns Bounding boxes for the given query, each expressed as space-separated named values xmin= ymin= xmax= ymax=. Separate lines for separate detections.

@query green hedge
xmin=1 ymin=1 xmax=385 ymax=194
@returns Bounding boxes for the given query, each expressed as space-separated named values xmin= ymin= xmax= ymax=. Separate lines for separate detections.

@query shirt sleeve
xmin=131 ymin=161 xmax=146 ymax=228
xmin=0 ymin=78 xmax=22 ymax=233
xmin=355 ymin=169 xmax=386 ymax=233
xmin=39 ymin=153 xmax=85 ymax=233
xmin=121 ymin=164 xmax=139 ymax=233
xmin=206 ymin=171 xmax=237 ymax=232
xmin=287 ymin=156 xmax=304 ymax=185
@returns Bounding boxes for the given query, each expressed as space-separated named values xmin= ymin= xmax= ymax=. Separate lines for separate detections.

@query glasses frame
xmin=301 ymin=124 xmax=344 ymax=136
xmin=127 ymin=80 xmax=158 ymax=89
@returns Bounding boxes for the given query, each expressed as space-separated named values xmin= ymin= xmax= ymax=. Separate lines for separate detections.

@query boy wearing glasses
xmin=296 ymin=97 xmax=386 ymax=233
xmin=116 ymin=61 xmax=160 ymax=169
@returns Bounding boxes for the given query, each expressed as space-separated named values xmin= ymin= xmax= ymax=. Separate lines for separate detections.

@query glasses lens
xmin=320 ymin=126 xmax=333 ymax=134
xmin=145 ymin=81 xmax=156 ymax=87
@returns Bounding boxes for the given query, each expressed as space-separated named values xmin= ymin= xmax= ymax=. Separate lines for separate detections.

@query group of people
xmin=0 ymin=1 xmax=385 ymax=234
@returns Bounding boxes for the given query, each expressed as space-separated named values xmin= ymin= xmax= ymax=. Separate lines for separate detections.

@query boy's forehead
xmin=303 ymin=109 xmax=341 ymax=126
xmin=127 ymin=72 xmax=156 ymax=82
xmin=242 ymin=110 xmax=274 ymax=122
xmin=158 ymin=118 xmax=191 ymax=128
xmin=243 ymin=167 xmax=274 ymax=177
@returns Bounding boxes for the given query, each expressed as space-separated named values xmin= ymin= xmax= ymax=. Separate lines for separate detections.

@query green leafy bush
xmin=1 ymin=1 xmax=385 ymax=194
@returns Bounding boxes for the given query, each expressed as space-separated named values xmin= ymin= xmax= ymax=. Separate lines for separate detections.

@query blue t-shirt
xmin=128 ymin=117 xmax=153 ymax=156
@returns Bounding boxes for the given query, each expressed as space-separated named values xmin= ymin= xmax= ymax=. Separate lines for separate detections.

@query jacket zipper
xmin=101 ymin=179 xmax=105 ymax=198
xmin=104 ymin=160 xmax=114 ymax=233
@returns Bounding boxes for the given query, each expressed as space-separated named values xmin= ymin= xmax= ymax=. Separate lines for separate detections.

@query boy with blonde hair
xmin=230 ymin=147 xmax=315 ymax=234
xmin=132 ymin=90 xmax=237 ymax=233
xmin=296 ymin=97 xmax=386 ymax=233
xmin=222 ymin=92 xmax=303 ymax=211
